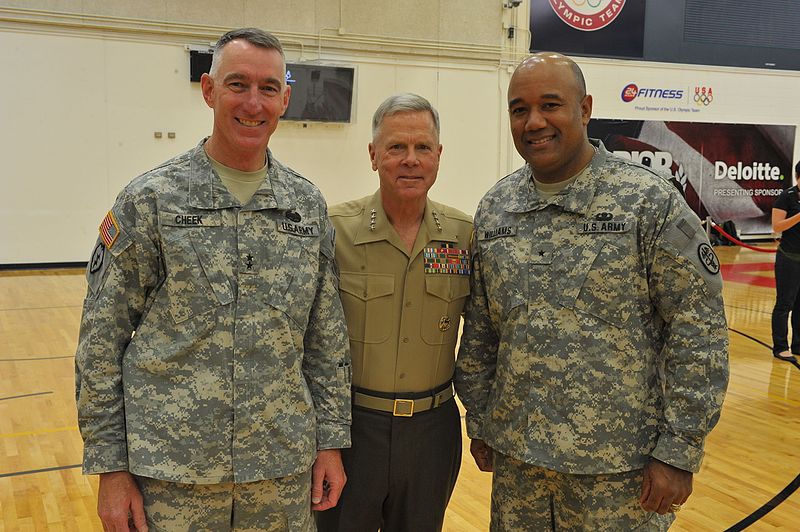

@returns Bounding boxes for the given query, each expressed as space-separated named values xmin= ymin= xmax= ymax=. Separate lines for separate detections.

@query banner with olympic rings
xmin=531 ymin=0 xmax=646 ymax=58
xmin=588 ymin=119 xmax=796 ymax=234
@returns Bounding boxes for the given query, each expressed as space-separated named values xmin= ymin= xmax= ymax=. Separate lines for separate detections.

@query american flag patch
xmin=99 ymin=211 xmax=120 ymax=249
xmin=423 ymin=243 xmax=470 ymax=275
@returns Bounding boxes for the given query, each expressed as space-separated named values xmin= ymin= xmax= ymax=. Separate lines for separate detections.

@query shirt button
xmin=402 ymin=337 xmax=409 ymax=343
xmin=405 ymin=301 xmax=412 ymax=307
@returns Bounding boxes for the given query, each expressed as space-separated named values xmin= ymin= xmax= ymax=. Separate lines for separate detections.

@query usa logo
xmin=693 ymin=86 xmax=714 ymax=107
xmin=549 ymin=0 xmax=627 ymax=32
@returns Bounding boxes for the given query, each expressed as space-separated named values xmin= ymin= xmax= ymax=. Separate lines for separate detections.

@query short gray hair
xmin=372 ymin=93 xmax=440 ymax=139
xmin=209 ymin=27 xmax=285 ymax=78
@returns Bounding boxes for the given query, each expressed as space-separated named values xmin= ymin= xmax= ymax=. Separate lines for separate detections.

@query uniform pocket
xmin=267 ymin=236 xmax=321 ymax=330
xmin=571 ymin=241 xmax=645 ymax=328
xmin=338 ymin=272 xmax=394 ymax=343
xmin=482 ymin=243 xmax=527 ymax=319
xmin=421 ymin=275 xmax=470 ymax=345
xmin=161 ymin=232 xmax=233 ymax=324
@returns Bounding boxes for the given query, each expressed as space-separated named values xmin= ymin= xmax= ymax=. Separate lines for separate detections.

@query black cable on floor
xmin=721 ymin=327 xmax=800 ymax=530
xmin=723 ymin=473 xmax=800 ymax=531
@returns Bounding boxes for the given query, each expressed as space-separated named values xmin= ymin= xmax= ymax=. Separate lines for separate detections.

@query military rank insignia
xmin=99 ymin=211 xmax=120 ymax=249
xmin=424 ymin=243 xmax=470 ymax=275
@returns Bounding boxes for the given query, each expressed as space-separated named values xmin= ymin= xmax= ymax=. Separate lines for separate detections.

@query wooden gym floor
xmin=1 ymin=244 xmax=799 ymax=531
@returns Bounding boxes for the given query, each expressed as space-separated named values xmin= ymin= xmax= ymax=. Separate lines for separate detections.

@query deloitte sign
xmin=714 ymin=161 xmax=783 ymax=181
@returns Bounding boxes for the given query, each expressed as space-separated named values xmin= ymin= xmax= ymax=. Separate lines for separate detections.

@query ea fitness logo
xmin=549 ymin=0 xmax=626 ymax=32
xmin=621 ymin=83 xmax=638 ymax=102
xmin=620 ymin=83 xmax=684 ymax=102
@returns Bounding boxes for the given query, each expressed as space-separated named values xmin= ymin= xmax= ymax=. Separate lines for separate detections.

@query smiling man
xmin=455 ymin=53 xmax=729 ymax=531
xmin=75 ymin=28 xmax=351 ymax=531
xmin=316 ymin=94 xmax=472 ymax=532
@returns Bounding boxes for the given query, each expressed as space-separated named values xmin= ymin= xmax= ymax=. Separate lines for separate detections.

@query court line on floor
xmin=0 ymin=464 xmax=82 ymax=478
xmin=0 ymin=355 xmax=74 ymax=361
xmin=724 ymin=302 xmax=773 ymax=317
xmin=0 ymin=391 xmax=53 ymax=401
xmin=722 ymin=327 xmax=800 ymax=530
xmin=729 ymin=327 xmax=800 ymax=369
xmin=0 ymin=425 xmax=78 ymax=439
xmin=0 ymin=304 xmax=82 ymax=312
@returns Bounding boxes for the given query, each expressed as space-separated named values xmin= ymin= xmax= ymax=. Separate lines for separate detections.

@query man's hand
xmin=97 ymin=471 xmax=148 ymax=532
xmin=311 ymin=449 xmax=347 ymax=511
xmin=470 ymin=439 xmax=494 ymax=472
xmin=640 ymin=459 xmax=693 ymax=514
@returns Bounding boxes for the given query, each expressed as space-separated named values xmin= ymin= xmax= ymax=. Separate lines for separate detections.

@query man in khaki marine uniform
xmin=75 ymin=28 xmax=351 ymax=531
xmin=455 ymin=53 xmax=728 ymax=530
xmin=316 ymin=93 xmax=472 ymax=532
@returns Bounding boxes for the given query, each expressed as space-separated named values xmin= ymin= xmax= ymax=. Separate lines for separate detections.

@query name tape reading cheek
xmin=173 ymin=214 xmax=204 ymax=226
xmin=159 ymin=212 xmax=221 ymax=227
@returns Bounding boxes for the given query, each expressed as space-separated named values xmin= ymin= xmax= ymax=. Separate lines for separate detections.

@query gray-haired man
xmin=316 ymin=93 xmax=472 ymax=532
xmin=75 ymin=27 xmax=351 ymax=531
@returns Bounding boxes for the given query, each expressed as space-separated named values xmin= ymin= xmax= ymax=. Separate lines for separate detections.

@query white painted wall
xmin=2 ymin=5 xmax=800 ymax=264
xmin=0 ymin=28 xmax=514 ymax=264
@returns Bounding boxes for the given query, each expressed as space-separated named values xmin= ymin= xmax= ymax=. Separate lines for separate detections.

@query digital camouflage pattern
xmin=491 ymin=452 xmax=674 ymax=531
xmin=75 ymin=140 xmax=351 ymax=484
xmin=455 ymin=140 xmax=728 ymax=475
xmin=135 ymin=469 xmax=314 ymax=531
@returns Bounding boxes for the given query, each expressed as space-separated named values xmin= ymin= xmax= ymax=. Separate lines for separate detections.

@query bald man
xmin=455 ymin=53 xmax=729 ymax=531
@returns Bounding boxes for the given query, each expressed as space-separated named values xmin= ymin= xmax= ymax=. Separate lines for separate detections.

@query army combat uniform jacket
xmin=455 ymin=140 xmax=728 ymax=475
xmin=330 ymin=192 xmax=472 ymax=394
xmin=75 ymin=140 xmax=351 ymax=484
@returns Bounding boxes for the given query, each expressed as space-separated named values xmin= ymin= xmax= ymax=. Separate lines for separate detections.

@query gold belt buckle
xmin=393 ymin=398 xmax=414 ymax=417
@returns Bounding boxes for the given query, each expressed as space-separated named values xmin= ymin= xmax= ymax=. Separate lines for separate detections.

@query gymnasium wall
xmin=1 ymin=1 xmax=799 ymax=264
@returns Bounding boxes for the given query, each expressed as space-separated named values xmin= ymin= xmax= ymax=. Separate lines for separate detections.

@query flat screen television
xmin=283 ymin=63 xmax=355 ymax=123
xmin=189 ymin=51 xmax=355 ymax=123
xmin=189 ymin=49 xmax=213 ymax=82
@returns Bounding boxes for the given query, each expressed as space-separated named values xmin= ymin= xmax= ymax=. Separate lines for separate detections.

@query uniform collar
xmin=353 ymin=191 xmax=458 ymax=250
xmin=505 ymin=139 xmax=606 ymax=216
xmin=187 ymin=139 xmax=293 ymax=211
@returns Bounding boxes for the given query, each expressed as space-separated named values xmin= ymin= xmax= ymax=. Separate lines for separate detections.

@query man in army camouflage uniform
xmin=316 ymin=94 xmax=472 ymax=532
xmin=75 ymin=27 xmax=351 ymax=531
xmin=455 ymin=52 xmax=729 ymax=530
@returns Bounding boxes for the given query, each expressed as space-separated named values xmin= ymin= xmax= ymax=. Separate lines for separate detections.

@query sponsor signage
xmin=620 ymin=83 xmax=714 ymax=114
xmin=530 ymin=0 xmax=646 ymax=58
xmin=588 ymin=119 xmax=795 ymax=234
xmin=549 ymin=0 xmax=626 ymax=32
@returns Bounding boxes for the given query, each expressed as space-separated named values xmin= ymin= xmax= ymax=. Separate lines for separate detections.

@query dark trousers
xmin=316 ymin=398 xmax=462 ymax=532
xmin=771 ymin=249 xmax=800 ymax=354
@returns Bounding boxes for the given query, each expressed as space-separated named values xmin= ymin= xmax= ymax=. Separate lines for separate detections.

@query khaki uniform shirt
xmin=330 ymin=192 xmax=473 ymax=393
xmin=75 ymin=140 xmax=351 ymax=484
xmin=455 ymin=141 xmax=729 ymax=475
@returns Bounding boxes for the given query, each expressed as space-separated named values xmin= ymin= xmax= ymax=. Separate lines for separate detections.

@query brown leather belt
xmin=353 ymin=384 xmax=455 ymax=417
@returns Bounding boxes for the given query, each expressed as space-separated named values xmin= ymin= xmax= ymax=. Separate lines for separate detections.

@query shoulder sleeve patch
xmin=99 ymin=211 xmax=122 ymax=249
xmin=321 ymin=223 xmax=336 ymax=260
xmin=660 ymin=213 xmax=721 ymax=289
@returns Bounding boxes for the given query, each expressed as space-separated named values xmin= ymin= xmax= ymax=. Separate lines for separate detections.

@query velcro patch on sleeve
xmin=99 ymin=211 xmax=121 ymax=249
